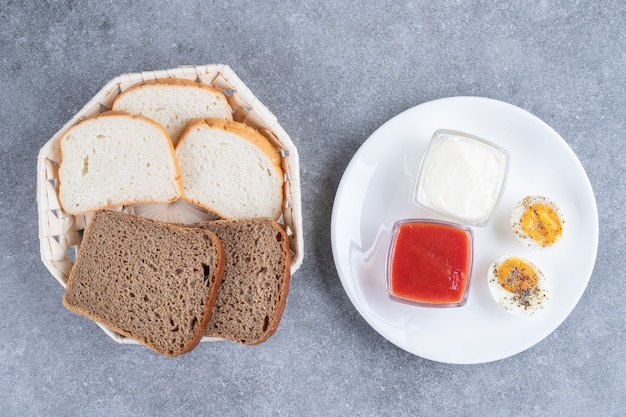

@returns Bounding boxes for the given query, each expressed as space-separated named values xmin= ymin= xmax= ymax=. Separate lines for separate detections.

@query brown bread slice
xmin=63 ymin=210 xmax=225 ymax=357
xmin=195 ymin=218 xmax=291 ymax=345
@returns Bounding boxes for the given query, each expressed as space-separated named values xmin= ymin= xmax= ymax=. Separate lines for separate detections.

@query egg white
xmin=510 ymin=195 xmax=564 ymax=249
xmin=487 ymin=256 xmax=549 ymax=316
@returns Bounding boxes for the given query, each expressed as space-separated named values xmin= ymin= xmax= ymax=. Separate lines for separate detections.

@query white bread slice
xmin=58 ymin=111 xmax=183 ymax=215
xmin=112 ymin=79 xmax=233 ymax=145
xmin=176 ymin=118 xmax=284 ymax=220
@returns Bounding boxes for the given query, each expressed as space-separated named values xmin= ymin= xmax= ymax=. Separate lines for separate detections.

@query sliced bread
xmin=195 ymin=218 xmax=291 ymax=345
xmin=176 ymin=118 xmax=284 ymax=220
xmin=63 ymin=210 xmax=225 ymax=357
xmin=58 ymin=111 xmax=183 ymax=215
xmin=112 ymin=79 xmax=233 ymax=145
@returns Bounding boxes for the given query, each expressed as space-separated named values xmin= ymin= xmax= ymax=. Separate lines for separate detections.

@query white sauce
xmin=416 ymin=132 xmax=508 ymax=225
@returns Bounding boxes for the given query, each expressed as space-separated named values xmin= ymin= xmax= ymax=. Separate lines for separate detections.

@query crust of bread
xmin=119 ymin=77 xmax=230 ymax=95
xmin=114 ymin=79 xmax=232 ymax=116
xmin=112 ymin=80 xmax=233 ymax=145
xmin=58 ymin=111 xmax=183 ymax=215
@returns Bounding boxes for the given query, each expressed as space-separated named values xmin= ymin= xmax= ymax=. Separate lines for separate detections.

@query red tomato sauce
xmin=388 ymin=221 xmax=472 ymax=304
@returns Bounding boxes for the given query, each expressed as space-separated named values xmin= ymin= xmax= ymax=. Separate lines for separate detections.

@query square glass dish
xmin=386 ymin=219 xmax=474 ymax=308
xmin=413 ymin=129 xmax=510 ymax=227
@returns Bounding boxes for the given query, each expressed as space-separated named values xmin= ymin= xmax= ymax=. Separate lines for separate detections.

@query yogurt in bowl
xmin=414 ymin=129 xmax=510 ymax=227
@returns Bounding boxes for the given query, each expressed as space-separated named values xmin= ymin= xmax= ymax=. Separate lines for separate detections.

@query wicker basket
xmin=36 ymin=64 xmax=303 ymax=344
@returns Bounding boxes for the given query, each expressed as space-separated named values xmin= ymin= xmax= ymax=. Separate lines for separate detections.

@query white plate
xmin=331 ymin=97 xmax=598 ymax=364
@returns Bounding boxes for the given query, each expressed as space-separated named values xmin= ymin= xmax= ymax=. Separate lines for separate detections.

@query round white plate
xmin=331 ymin=97 xmax=598 ymax=364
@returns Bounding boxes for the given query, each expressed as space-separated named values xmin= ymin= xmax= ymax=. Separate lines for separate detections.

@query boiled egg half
xmin=487 ymin=256 xmax=549 ymax=316
xmin=511 ymin=195 xmax=564 ymax=248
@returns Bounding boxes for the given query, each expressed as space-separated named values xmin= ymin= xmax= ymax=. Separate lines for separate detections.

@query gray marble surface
xmin=2 ymin=1 xmax=624 ymax=416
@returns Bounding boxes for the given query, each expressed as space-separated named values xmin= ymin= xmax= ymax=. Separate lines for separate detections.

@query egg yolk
xmin=496 ymin=257 xmax=539 ymax=294
xmin=521 ymin=203 xmax=562 ymax=247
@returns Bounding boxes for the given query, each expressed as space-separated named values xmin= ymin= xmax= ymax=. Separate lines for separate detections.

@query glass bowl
xmin=386 ymin=219 xmax=474 ymax=308
xmin=413 ymin=129 xmax=510 ymax=227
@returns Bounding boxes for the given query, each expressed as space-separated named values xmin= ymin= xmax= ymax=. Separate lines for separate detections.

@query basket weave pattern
xmin=36 ymin=64 xmax=303 ymax=343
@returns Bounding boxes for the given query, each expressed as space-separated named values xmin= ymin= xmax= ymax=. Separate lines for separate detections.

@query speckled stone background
xmin=2 ymin=1 xmax=624 ymax=416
